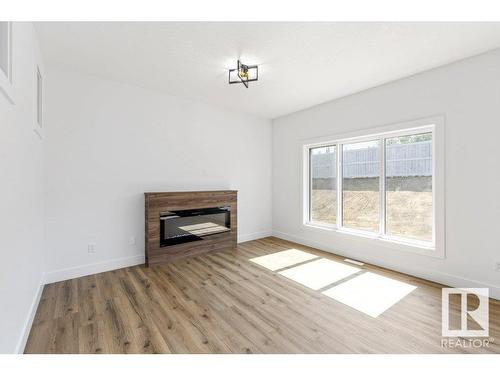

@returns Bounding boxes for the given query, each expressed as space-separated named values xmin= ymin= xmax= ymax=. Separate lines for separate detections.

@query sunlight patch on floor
xmin=322 ymin=272 xmax=417 ymax=318
xmin=249 ymin=249 xmax=318 ymax=271
xmin=278 ymin=258 xmax=360 ymax=290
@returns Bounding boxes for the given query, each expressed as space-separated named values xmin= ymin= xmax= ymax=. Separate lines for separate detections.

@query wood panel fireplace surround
xmin=144 ymin=191 xmax=237 ymax=266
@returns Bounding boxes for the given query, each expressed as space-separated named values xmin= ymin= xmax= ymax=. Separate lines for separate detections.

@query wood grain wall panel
xmin=145 ymin=191 xmax=237 ymax=266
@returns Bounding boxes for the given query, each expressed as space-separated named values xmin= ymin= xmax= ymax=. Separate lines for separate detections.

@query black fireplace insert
xmin=160 ymin=206 xmax=231 ymax=247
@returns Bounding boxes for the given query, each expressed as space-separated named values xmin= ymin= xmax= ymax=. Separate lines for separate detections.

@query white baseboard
xmin=272 ymin=230 xmax=500 ymax=300
xmin=238 ymin=231 xmax=272 ymax=243
xmin=15 ymin=279 xmax=44 ymax=354
xmin=43 ymin=254 xmax=145 ymax=285
xmin=43 ymin=231 xmax=272 ymax=285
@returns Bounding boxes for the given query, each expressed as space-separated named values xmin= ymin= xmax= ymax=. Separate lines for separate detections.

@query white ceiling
xmin=35 ymin=22 xmax=500 ymax=119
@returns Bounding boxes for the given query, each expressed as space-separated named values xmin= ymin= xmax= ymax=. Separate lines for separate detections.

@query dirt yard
xmin=311 ymin=189 xmax=432 ymax=241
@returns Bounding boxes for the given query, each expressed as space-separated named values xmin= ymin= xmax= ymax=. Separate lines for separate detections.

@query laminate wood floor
xmin=25 ymin=237 xmax=500 ymax=353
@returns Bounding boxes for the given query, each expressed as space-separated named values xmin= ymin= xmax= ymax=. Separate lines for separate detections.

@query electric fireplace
xmin=145 ymin=190 xmax=237 ymax=266
xmin=160 ymin=206 xmax=231 ymax=247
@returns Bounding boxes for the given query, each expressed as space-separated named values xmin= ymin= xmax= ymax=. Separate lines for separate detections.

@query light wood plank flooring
xmin=25 ymin=237 xmax=500 ymax=353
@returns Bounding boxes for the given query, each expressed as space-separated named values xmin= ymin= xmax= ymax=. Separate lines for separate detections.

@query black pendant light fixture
xmin=229 ymin=60 xmax=258 ymax=88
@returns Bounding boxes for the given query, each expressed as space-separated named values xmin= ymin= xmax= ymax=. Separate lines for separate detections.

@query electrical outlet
xmin=128 ymin=236 xmax=136 ymax=246
xmin=87 ymin=243 xmax=96 ymax=253
xmin=495 ymin=262 xmax=500 ymax=272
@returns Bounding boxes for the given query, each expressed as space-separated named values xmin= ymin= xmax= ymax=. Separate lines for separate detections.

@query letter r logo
xmin=442 ymin=288 xmax=489 ymax=337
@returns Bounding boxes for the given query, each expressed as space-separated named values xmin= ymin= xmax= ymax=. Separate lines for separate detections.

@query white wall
xmin=5 ymin=25 xmax=500 ymax=353
xmin=272 ymin=49 xmax=500 ymax=299
xmin=44 ymin=68 xmax=272 ymax=282
xmin=0 ymin=23 xmax=45 ymax=353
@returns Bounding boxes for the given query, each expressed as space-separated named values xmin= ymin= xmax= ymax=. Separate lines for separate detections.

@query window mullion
xmin=380 ymin=138 xmax=386 ymax=236
xmin=308 ymin=148 xmax=313 ymax=223
xmin=337 ymin=142 xmax=343 ymax=228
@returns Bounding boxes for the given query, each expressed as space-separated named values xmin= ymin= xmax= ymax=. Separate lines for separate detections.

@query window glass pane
xmin=342 ymin=140 xmax=380 ymax=232
xmin=310 ymin=145 xmax=336 ymax=225
xmin=385 ymin=133 xmax=433 ymax=241
xmin=0 ymin=22 xmax=9 ymax=78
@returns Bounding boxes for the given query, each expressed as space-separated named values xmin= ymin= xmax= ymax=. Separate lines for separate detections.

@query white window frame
xmin=0 ymin=22 xmax=14 ymax=104
xmin=302 ymin=116 xmax=445 ymax=259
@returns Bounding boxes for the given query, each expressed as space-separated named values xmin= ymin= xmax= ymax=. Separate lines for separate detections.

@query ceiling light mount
xmin=229 ymin=60 xmax=258 ymax=88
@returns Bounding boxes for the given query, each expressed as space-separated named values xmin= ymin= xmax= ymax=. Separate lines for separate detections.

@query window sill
xmin=303 ymin=222 xmax=443 ymax=258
